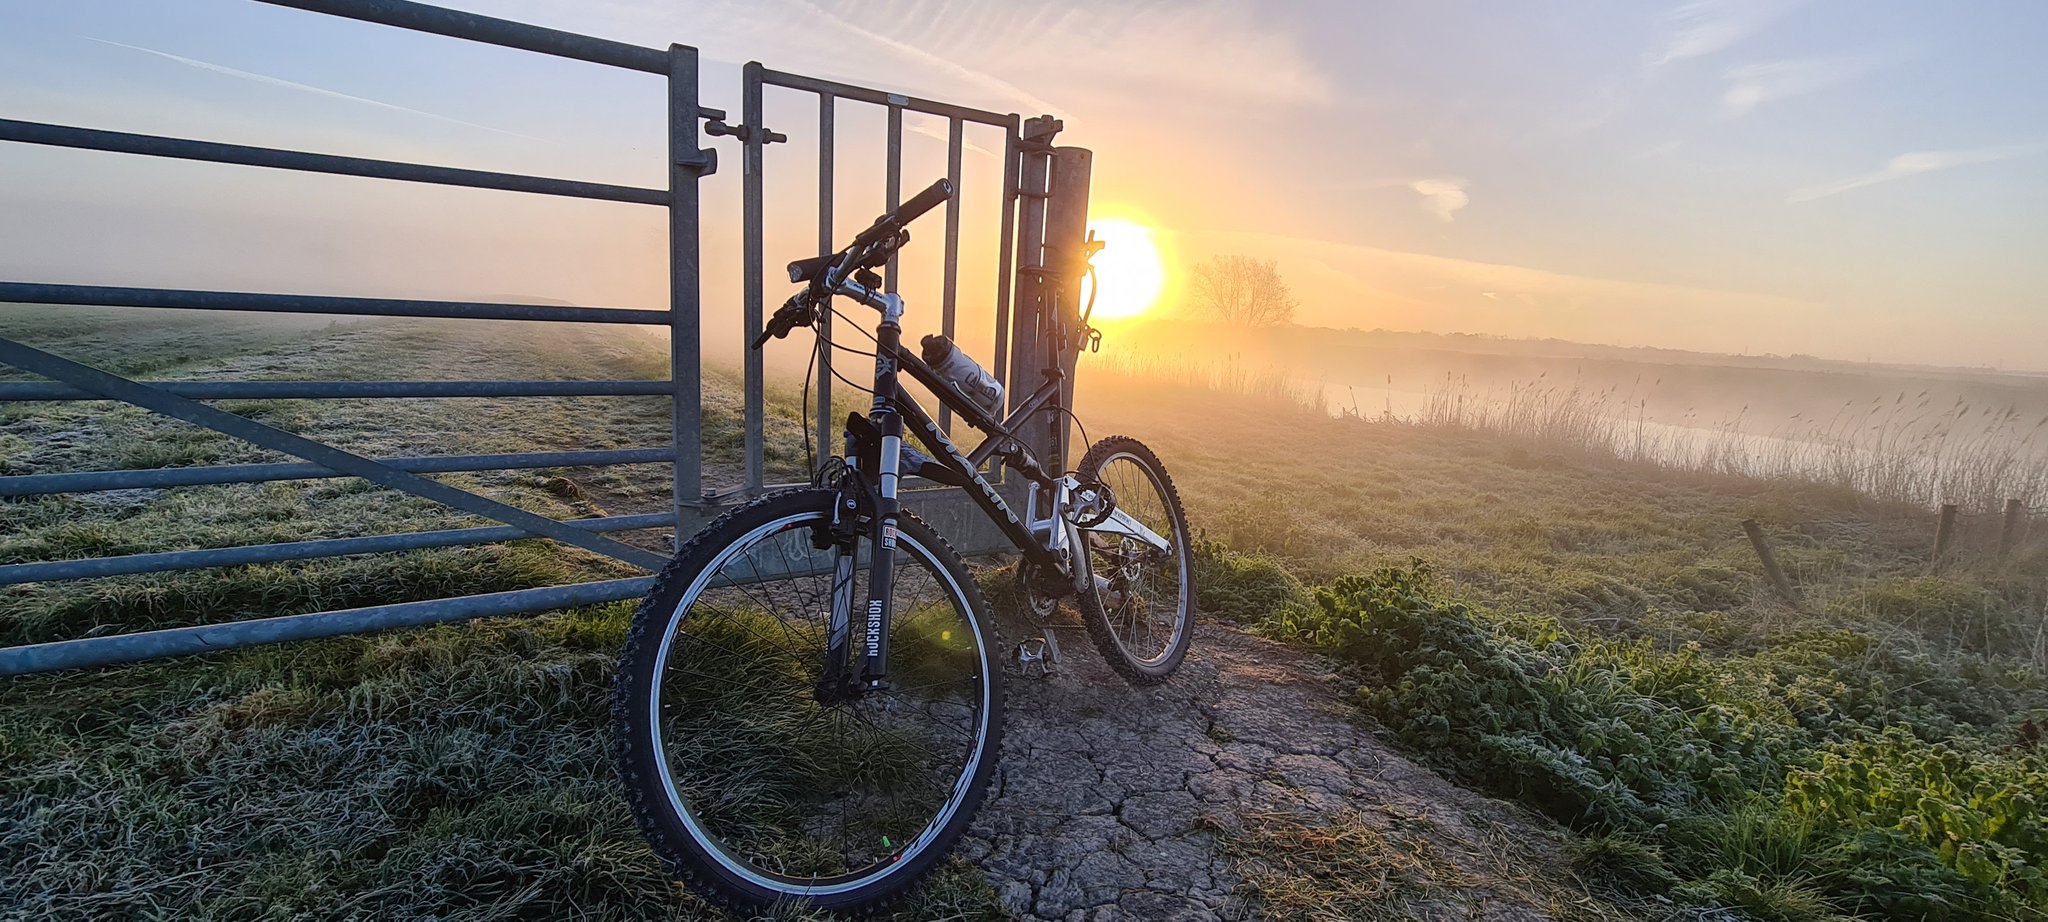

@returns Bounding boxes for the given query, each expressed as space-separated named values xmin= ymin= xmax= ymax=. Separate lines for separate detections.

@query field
xmin=4 ymin=306 xmax=2046 ymax=920
xmin=1096 ymin=317 xmax=2048 ymax=512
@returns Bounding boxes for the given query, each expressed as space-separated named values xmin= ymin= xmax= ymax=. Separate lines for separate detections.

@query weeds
xmin=1258 ymin=563 xmax=2048 ymax=920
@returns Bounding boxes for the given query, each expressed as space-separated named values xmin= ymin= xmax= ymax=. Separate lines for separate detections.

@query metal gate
xmin=0 ymin=0 xmax=1091 ymax=676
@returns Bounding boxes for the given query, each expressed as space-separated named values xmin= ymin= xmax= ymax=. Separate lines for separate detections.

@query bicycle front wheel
xmin=612 ymin=489 xmax=1002 ymax=915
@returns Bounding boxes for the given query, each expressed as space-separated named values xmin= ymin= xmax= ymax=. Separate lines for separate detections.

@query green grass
xmin=0 ymin=607 xmax=1005 ymax=921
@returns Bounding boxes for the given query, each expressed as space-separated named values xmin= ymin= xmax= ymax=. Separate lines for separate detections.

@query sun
xmin=1083 ymin=218 xmax=1166 ymax=321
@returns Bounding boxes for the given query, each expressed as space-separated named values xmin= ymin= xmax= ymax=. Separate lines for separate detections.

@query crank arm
xmin=1082 ymin=508 xmax=1171 ymax=553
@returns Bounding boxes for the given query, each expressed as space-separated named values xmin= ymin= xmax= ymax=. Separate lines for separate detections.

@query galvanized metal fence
xmin=0 ymin=0 xmax=1083 ymax=676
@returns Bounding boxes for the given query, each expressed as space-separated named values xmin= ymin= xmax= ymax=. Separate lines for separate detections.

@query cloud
xmin=1198 ymin=226 xmax=1821 ymax=316
xmin=1410 ymin=177 xmax=1470 ymax=222
xmin=1318 ymin=176 xmax=1471 ymax=222
xmin=905 ymin=120 xmax=1001 ymax=160
xmin=82 ymin=37 xmax=539 ymax=140
xmin=810 ymin=0 xmax=1336 ymax=110
xmin=1788 ymin=142 xmax=2048 ymax=202
xmin=781 ymin=1 xmax=1067 ymax=117
xmin=1720 ymin=53 xmax=1894 ymax=117
xmin=1649 ymin=0 xmax=1810 ymax=68
xmin=503 ymin=0 xmax=1333 ymax=116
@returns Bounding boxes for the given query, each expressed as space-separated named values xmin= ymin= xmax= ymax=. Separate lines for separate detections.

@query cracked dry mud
xmin=958 ymin=620 xmax=1575 ymax=922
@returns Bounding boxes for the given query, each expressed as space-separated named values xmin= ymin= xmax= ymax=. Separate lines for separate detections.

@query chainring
xmin=1016 ymin=559 xmax=1068 ymax=626
xmin=1066 ymin=479 xmax=1116 ymax=529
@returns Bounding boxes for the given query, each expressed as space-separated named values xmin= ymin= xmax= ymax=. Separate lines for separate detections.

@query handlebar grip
xmin=896 ymin=177 xmax=954 ymax=226
xmin=852 ymin=177 xmax=954 ymax=248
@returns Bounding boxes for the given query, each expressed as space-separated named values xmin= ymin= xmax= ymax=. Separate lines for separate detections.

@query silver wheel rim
xmin=645 ymin=510 xmax=992 ymax=897
xmin=1087 ymin=451 xmax=1191 ymax=668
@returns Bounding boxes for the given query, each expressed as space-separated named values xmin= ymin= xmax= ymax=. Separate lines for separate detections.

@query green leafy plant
xmin=1786 ymin=728 xmax=2047 ymax=915
xmin=1263 ymin=562 xmax=2048 ymax=919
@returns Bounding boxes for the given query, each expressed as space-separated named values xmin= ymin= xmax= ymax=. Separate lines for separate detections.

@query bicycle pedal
xmin=1011 ymin=639 xmax=1048 ymax=680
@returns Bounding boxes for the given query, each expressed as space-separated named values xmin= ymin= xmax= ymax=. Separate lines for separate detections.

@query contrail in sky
xmin=84 ymin=36 xmax=542 ymax=142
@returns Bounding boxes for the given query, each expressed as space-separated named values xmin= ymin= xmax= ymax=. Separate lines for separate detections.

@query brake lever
xmin=752 ymin=293 xmax=817 ymax=349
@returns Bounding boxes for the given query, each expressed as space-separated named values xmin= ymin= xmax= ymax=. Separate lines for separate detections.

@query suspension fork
xmin=858 ymin=295 xmax=909 ymax=691
xmin=817 ymin=465 xmax=862 ymax=703
xmin=816 ymin=401 xmax=904 ymax=695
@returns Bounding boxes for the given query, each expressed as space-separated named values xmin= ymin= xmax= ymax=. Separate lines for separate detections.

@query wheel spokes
xmin=1087 ymin=455 xmax=1186 ymax=667
xmin=653 ymin=518 xmax=986 ymax=885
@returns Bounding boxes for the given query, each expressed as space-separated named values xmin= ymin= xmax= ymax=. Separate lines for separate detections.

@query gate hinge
xmin=674 ymin=147 xmax=718 ymax=177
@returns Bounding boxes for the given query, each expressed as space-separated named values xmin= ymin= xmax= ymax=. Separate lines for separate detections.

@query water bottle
xmin=920 ymin=334 xmax=1005 ymax=419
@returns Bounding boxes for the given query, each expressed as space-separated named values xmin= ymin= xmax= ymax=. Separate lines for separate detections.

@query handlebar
xmin=789 ymin=177 xmax=954 ymax=285
xmin=759 ymin=176 xmax=954 ymax=350
xmin=857 ymin=177 xmax=953 ymax=247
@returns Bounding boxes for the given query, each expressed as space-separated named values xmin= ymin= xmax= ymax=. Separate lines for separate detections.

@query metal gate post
xmin=1006 ymin=117 xmax=1058 ymax=472
xmin=740 ymin=62 xmax=767 ymax=497
xmin=1042 ymin=146 xmax=1094 ymax=471
xmin=669 ymin=43 xmax=711 ymax=541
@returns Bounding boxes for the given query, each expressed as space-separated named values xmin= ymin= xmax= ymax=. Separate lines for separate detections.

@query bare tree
xmin=1190 ymin=255 xmax=1297 ymax=327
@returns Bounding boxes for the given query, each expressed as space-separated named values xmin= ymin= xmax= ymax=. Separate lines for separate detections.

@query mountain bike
xmin=611 ymin=177 xmax=1195 ymax=914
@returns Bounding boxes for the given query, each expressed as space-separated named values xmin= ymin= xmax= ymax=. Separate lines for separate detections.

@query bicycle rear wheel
xmin=612 ymin=489 xmax=1002 ymax=915
xmin=1075 ymin=436 xmax=1195 ymax=685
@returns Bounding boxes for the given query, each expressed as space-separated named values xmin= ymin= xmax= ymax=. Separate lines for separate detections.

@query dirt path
xmin=962 ymin=620 xmax=1599 ymax=922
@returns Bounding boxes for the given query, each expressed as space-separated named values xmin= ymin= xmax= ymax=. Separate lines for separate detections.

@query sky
xmin=1 ymin=0 xmax=2045 ymax=369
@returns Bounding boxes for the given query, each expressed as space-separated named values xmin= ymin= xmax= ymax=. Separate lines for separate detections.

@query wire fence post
xmin=2000 ymin=498 xmax=2026 ymax=559
xmin=1933 ymin=503 xmax=1960 ymax=571
xmin=1742 ymin=519 xmax=1800 ymax=609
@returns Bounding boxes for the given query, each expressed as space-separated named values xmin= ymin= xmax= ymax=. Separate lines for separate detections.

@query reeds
xmin=1415 ymin=373 xmax=2048 ymax=512
xmin=1093 ymin=353 xmax=1328 ymax=415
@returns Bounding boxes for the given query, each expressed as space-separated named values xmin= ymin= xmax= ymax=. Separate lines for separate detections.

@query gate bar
xmin=882 ymin=103 xmax=902 ymax=292
xmin=0 ymin=119 xmax=666 ymax=205
xmin=0 ymin=282 xmax=666 ymax=324
xmin=253 ymin=0 xmax=685 ymax=78
xmin=938 ymin=116 xmax=962 ymax=433
xmin=0 ymin=513 xmax=672 ymax=585
xmin=0 ymin=380 xmax=673 ymax=401
xmin=0 ymin=448 xmax=674 ymax=496
xmin=739 ymin=62 xmax=766 ymax=494
xmin=757 ymin=68 xmax=1010 ymax=127
xmin=814 ymin=94 xmax=836 ymax=456
xmin=0 ymin=576 xmax=657 ymax=677
xmin=0 ymin=336 xmax=670 ymax=571
xmin=992 ymin=123 xmax=1019 ymax=387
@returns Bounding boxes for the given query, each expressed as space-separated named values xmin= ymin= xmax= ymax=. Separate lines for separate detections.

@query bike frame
xmin=818 ymin=285 xmax=1060 ymax=691
xmin=794 ymin=234 xmax=1163 ymax=696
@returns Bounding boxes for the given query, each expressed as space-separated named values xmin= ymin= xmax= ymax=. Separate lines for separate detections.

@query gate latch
xmin=705 ymin=119 xmax=788 ymax=145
